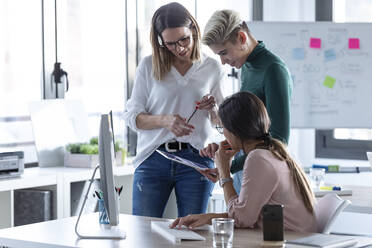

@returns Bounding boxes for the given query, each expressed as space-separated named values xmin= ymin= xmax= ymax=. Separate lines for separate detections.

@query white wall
xmin=263 ymin=0 xmax=315 ymax=22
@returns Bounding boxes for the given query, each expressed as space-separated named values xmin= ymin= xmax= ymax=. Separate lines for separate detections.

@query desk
xmin=1 ymin=214 xmax=372 ymax=248
xmin=211 ymin=184 xmax=372 ymax=213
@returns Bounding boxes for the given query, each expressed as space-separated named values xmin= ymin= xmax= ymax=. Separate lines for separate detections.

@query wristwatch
xmin=219 ymin=177 xmax=233 ymax=188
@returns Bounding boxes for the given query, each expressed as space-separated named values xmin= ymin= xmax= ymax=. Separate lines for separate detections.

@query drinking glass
xmin=212 ymin=218 xmax=234 ymax=248
xmin=309 ymin=168 xmax=325 ymax=189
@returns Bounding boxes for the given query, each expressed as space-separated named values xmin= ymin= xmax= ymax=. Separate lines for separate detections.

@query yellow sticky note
xmin=323 ymin=75 xmax=336 ymax=89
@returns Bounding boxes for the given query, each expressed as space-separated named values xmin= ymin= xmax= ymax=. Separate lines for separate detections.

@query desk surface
xmin=1 ymin=214 xmax=372 ymax=248
xmin=212 ymin=184 xmax=372 ymax=208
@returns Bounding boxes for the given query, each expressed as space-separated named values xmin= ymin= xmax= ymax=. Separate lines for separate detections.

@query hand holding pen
xmin=196 ymin=94 xmax=216 ymax=111
xmin=186 ymin=94 xmax=216 ymax=124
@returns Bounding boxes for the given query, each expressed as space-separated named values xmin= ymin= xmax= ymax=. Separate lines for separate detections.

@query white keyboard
xmin=151 ymin=221 xmax=206 ymax=243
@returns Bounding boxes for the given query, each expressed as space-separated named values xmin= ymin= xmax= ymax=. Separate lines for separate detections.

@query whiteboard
xmin=248 ymin=22 xmax=372 ymax=128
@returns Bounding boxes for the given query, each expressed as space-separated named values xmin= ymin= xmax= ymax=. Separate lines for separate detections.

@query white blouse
xmin=123 ymin=54 xmax=226 ymax=168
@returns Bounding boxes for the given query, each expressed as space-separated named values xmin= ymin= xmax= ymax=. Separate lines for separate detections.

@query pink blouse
xmin=227 ymin=149 xmax=317 ymax=233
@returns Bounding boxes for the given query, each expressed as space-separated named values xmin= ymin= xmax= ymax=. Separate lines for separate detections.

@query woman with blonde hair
xmin=124 ymin=2 xmax=225 ymax=218
xmin=171 ymin=92 xmax=316 ymax=232
xmin=199 ymin=10 xmax=293 ymax=194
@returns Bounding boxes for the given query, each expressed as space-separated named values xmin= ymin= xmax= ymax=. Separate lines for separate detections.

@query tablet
xmin=156 ymin=150 xmax=210 ymax=171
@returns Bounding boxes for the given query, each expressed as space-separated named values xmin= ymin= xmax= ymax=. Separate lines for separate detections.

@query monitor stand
xmin=74 ymin=165 xmax=126 ymax=239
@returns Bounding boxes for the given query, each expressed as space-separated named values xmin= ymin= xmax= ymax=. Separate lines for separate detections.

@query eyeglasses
xmin=215 ymin=125 xmax=224 ymax=134
xmin=164 ymin=36 xmax=191 ymax=50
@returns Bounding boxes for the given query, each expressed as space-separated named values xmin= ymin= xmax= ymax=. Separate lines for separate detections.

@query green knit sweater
xmin=230 ymin=41 xmax=293 ymax=174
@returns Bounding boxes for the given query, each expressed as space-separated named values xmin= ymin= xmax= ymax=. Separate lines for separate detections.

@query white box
xmin=64 ymin=151 xmax=124 ymax=168
xmin=64 ymin=153 xmax=99 ymax=168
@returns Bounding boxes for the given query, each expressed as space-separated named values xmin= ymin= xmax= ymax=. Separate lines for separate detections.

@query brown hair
xmin=202 ymin=9 xmax=250 ymax=46
xmin=218 ymin=92 xmax=315 ymax=214
xmin=150 ymin=2 xmax=201 ymax=81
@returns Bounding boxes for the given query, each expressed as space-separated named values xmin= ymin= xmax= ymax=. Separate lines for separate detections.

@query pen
xmin=319 ymin=186 xmax=341 ymax=191
xmin=95 ymin=190 xmax=101 ymax=199
xmin=186 ymin=106 xmax=198 ymax=124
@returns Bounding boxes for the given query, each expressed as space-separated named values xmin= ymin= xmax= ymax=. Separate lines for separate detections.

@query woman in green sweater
xmin=200 ymin=10 xmax=293 ymax=193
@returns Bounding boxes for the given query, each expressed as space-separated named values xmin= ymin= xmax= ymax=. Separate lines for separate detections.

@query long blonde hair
xmin=150 ymin=2 xmax=201 ymax=81
xmin=202 ymin=9 xmax=250 ymax=46
xmin=218 ymin=92 xmax=315 ymax=214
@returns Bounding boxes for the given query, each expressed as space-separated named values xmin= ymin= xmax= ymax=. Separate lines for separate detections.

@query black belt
xmin=159 ymin=141 xmax=189 ymax=152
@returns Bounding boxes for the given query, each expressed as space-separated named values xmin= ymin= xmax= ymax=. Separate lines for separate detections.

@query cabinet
xmin=0 ymin=166 xmax=134 ymax=229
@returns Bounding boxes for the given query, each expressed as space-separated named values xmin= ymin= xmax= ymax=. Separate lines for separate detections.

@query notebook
xmin=151 ymin=221 xmax=206 ymax=243
xmin=330 ymin=212 xmax=372 ymax=236
xmin=285 ymin=234 xmax=357 ymax=248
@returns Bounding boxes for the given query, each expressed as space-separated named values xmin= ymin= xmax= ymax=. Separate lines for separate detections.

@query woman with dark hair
xmin=171 ymin=92 xmax=316 ymax=232
xmin=123 ymin=2 xmax=225 ymax=218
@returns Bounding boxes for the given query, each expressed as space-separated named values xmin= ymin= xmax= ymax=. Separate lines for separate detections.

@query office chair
xmin=314 ymin=193 xmax=351 ymax=234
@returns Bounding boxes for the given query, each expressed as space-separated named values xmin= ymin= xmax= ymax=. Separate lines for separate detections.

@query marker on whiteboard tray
xmin=320 ymin=186 xmax=341 ymax=191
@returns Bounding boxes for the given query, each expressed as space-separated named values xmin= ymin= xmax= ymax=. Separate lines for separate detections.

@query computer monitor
xmin=98 ymin=112 xmax=119 ymax=226
xmin=75 ymin=112 xmax=125 ymax=239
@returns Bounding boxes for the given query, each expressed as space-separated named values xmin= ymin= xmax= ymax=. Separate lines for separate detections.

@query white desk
xmin=1 ymin=213 xmax=372 ymax=248
xmin=211 ymin=184 xmax=372 ymax=213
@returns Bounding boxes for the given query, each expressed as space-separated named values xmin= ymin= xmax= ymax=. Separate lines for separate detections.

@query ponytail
xmin=218 ymin=91 xmax=315 ymax=214
xmin=255 ymin=138 xmax=315 ymax=214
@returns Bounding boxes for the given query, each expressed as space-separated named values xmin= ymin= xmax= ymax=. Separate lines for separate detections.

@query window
xmin=316 ymin=0 xmax=372 ymax=160
xmin=0 ymin=0 xmax=127 ymax=164
xmin=57 ymin=0 xmax=126 ymax=142
xmin=0 ymin=0 xmax=42 ymax=163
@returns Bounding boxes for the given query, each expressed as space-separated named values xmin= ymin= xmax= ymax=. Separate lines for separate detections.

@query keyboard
xmin=151 ymin=221 xmax=206 ymax=243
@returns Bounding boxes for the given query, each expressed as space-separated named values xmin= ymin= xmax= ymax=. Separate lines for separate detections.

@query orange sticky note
xmin=310 ymin=38 xmax=321 ymax=49
xmin=349 ymin=38 xmax=360 ymax=49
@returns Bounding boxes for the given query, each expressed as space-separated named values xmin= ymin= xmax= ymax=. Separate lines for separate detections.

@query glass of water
xmin=212 ymin=218 xmax=234 ymax=248
xmin=309 ymin=168 xmax=325 ymax=189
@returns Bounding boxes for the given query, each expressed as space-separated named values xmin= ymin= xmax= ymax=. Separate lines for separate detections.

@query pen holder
xmin=98 ymin=199 xmax=110 ymax=224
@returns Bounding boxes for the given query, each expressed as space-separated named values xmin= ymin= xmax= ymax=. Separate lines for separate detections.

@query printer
xmin=0 ymin=151 xmax=24 ymax=179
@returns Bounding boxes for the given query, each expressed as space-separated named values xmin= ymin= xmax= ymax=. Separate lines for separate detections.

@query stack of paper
xmin=286 ymin=233 xmax=357 ymax=248
xmin=330 ymin=212 xmax=372 ymax=236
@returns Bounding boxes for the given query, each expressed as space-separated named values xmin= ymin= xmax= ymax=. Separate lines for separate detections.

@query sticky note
xmin=323 ymin=75 xmax=336 ymax=89
xmin=292 ymin=48 xmax=305 ymax=60
xmin=348 ymin=38 xmax=360 ymax=49
xmin=310 ymin=38 xmax=321 ymax=49
xmin=324 ymin=49 xmax=336 ymax=62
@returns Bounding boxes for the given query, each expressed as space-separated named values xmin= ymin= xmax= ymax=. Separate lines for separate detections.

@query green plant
xmin=66 ymin=137 xmax=123 ymax=154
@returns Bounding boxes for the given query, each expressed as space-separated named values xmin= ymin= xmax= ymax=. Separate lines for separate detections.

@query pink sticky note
xmin=349 ymin=38 xmax=360 ymax=49
xmin=310 ymin=38 xmax=321 ymax=49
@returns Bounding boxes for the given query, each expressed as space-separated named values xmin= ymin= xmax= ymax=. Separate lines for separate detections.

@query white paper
xmin=156 ymin=150 xmax=210 ymax=171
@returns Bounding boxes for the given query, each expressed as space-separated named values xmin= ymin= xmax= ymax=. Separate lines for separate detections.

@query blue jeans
xmin=132 ymin=146 xmax=214 ymax=218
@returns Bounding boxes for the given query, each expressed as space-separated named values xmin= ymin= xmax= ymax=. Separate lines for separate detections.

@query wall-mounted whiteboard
xmin=248 ymin=22 xmax=372 ymax=128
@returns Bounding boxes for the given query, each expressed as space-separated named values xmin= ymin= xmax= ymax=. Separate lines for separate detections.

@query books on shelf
xmin=285 ymin=233 xmax=357 ymax=248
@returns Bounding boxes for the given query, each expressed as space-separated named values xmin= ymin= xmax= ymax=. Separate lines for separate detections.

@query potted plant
xmin=64 ymin=137 xmax=127 ymax=168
